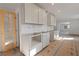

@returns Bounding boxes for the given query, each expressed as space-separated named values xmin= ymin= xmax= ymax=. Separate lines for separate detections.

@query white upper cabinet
xmin=38 ymin=7 xmax=43 ymax=24
xmin=47 ymin=14 xmax=51 ymax=25
xmin=25 ymin=4 xmax=33 ymax=23
xmin=31 ymin=4 xmax=39 ymax=24
xmin=54 ymin=16 xmax=56 ymax=26
xmin=20 ymin=4 xmax=56 ymax=25
xmin=25 ymin=4 xmax=39 ymax=24
xmin=47 ymin=13 xmax=56 ymax=26
xmin=51 ymin=15 xmax=56 ymax=26
xmin=24 ymin=4 xmax=51 ymax=25
xmin=42 ymin=10 xmax=47 ymax=25
xmin=38 ymin=8 xmax=47 ymax=25
xmin=51 ymin=15 xmax=55 ymax=25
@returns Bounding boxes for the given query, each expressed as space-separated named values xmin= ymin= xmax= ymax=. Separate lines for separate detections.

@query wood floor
xmin=0 ymin=35 xmax=79 ymax=56
xmin=36 ymin=35 xmax=79 ymax=56
xmin=0 ymin=47 xmax=24 ymax=56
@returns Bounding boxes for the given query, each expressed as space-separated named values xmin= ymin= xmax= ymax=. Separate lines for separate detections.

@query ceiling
xmin=0 ymin=3 xmax=79 ymax=21
xmin=37 ymin=3 xmax=79 ymax=21
xmin=0 ymin=3 xmax=20 ymax=11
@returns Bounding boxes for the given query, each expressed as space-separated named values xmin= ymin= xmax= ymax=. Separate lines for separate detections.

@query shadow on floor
xmin=0 ymin=47 xmax=24 ymax=56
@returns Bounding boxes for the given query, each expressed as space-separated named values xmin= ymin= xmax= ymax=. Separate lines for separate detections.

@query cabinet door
xmin=38 ymin=8 xmax=43 ymax=24
xmin=30 ymin=43 xmax=42 ymax=56
xmin=47 ymin=14 xmax=51 ymax=25
xmin=38 ymin=8 xmax=47 ymax=25
xmin=42 ymin=32 xmax=50 ymax=48
xmin=25 ymin=4 xmax=33 ymax=23
xmin=51 ymin=15 xmax=56 ymax=26
xmin=25 ymin=4 xmax=39 ymax=24
xmin=51 ymin=15 xmax=54 ymax=25
xmin=54 ymin=17 xmax=56 ymax=26
xmin=20 ymin=34 xmax=32 ymax=56
xmin=50 ymin=30 xmax=54 ymax=42
xmin=32 ymin=4 xmax=39 ymax=24
xmin=46 ymin=32 xmax=50 ymax=44
xmin=20 ymin=4 xmax=25 ymax=24
xmin=43 ymin=11 xmax=47 ymax=25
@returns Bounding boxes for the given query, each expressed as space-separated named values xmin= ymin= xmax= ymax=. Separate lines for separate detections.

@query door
xmin=0 ymin=10 xmax=17 ymax=51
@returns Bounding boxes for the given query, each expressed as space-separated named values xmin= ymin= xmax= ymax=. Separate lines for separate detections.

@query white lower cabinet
xmin=42 ymin=32 xmax=50 ymax=48
xmin=20 ymin=34 xmax=31 ymax=56
xmin=30 ymin=33 xmax=42 ymax=56
xmin=49 ymin=30 xmax=54 ymax=42
xmin=30 ymin=42 xmax=42 ymax=56
xmin=20 ymin=33 xmax=43 ymax=56
xmin=20 ymin=32 xmax=50 ymax=56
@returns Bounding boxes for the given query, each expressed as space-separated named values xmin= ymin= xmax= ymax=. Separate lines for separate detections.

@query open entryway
xmin=0 ymin=9 xmax=17 ymax=52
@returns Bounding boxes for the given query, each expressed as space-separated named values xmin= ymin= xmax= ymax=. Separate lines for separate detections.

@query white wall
xmin=56 ymin=19 xmax=79 ymax=35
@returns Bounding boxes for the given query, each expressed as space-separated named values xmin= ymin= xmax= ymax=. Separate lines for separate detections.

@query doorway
xmin=0 ymin=9 xmax=17 ymax=52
